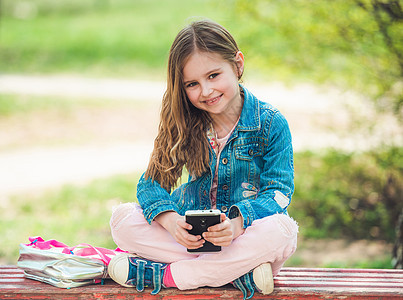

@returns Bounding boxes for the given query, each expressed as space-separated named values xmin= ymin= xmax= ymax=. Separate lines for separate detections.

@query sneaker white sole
xmin=252 ymin=263 xmax=274 ymax=294
xmin=108 ymin=253 xmax=137 ymax=288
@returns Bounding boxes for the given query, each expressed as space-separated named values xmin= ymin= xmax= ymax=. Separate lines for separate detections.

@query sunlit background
xmin=0 ymin=0 xmax=402 ymax=269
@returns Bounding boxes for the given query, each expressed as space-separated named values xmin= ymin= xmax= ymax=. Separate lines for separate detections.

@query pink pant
xmin=110 ymin=202 xmax=298 ymax=290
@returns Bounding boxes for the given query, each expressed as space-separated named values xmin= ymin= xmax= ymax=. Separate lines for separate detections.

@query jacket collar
xmin=237 ymin=85 xmax=261 ymax=131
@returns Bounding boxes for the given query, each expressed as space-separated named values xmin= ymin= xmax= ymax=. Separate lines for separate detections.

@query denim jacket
xmin=137 ymin=86 xmax=294 ymax=229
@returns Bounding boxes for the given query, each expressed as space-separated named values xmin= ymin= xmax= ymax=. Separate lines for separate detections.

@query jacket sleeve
xmin=229 ymin=110 xmax=294 ymax=228
xmin=136 ymin=173 xmax=180 ymax=224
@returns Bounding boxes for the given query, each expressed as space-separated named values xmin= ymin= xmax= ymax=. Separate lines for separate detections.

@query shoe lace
xmin=233 ymin=272 xmax=255 ymax=300
xmin=133 ymin=259 xmax=164 ymax=295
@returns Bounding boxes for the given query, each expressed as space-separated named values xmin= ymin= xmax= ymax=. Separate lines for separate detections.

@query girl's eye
xmin=186 ymin=82 xmax=198 ymax=88
xmin=209 ymin=73 xmax=219 ymax=79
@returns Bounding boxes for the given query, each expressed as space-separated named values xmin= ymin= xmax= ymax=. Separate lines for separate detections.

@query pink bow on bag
xmin=18 ymin=236 xmax=128 ymax=288
xmin=26 ymin=236 xmax=127 ymax=265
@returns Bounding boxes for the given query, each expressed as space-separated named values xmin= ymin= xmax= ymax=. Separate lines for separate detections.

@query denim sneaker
xmin=108 ymin=253 xmax=168 ymax=295
xmin=233 ymin=263 xmax=274 ymax=299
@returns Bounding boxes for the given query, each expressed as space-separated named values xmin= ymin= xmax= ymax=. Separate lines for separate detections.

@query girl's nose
xmin=201 ymin=82 xmax=213 ymax=97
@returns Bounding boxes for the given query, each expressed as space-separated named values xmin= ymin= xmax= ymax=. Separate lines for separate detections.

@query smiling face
xmin=183 ymin=50 xmax=244 ymax=125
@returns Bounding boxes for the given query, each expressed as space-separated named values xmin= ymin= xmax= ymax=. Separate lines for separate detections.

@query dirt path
xmin=0 ymin=74 xmax=401 ymax=197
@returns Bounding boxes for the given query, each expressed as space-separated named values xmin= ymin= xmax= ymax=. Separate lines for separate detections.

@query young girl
xmin=108 ymin=19 xmax=298 ymax=299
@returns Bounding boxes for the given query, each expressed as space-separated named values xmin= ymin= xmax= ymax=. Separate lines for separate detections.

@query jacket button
xmin=222 ymin=184 xmax=228 ymax=190
xmin=222 ymin=158 xmax=228 ymax=165
xmin=248 ymin=149 xmax=254 ymax=156
xmin=221 ymin=206 xmax=228 ymax=212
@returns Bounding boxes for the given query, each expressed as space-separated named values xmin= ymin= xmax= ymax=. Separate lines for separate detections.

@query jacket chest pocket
xmin=234 ymin=143 xmax=263 ymax=161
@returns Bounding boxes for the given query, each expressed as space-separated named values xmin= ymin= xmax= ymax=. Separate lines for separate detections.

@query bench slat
xmin=275 ymin=286 xmax=403 ymax=294
xmin=275 ymin=279 xmax=401 ymax=287
xmin=278 ymin=270 xmax=403 ymax=278
xmin=275 ymin=276 xmax=403 ymax=283
xmin=280 ymin=267 xmax=403 ymax=273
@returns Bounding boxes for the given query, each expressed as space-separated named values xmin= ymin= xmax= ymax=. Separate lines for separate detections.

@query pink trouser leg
xmin=110 ymin=202 xmax=198 ymax=262
xmin=110 ymin=202 xmax=298 ymax=290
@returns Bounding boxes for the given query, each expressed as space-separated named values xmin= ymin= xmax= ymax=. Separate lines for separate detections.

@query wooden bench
xmin=1 ymin=265 xmax=402 ymax=299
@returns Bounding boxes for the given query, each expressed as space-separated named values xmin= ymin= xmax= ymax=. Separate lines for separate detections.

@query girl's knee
xmin=274 ymin=214 xmax=298 ymax=259
xmin=259 ymin=214 xmax=298 ymax=260
xmin=274 ymin=214 xmax=299 ymax=239
xmin=110 ymin=202 xmax=137 ymax=231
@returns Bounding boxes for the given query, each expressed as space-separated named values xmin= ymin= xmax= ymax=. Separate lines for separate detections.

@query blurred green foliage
xmin=290 ymin=147 xmax=403 ymax=242
xmin=228 ymin=0 xmax=403 ymax=114
xmin=0 ymin=0 xmax=223 ymax=77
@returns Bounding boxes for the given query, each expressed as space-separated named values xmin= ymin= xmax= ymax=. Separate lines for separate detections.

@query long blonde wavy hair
xmin=145 ymin=20 xmax=241 ymax=191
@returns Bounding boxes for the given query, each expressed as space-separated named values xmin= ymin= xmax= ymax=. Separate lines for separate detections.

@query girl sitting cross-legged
xmin=108 ymin=19 xmax=298 ymax=299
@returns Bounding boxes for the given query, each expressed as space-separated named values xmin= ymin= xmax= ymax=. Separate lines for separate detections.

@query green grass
xmin=0 ymin=173 xmax=141 ymax=264
xmin=284 ymin=253 xmax=393 ymax=269
xmin=0 ymin=94 xmax=88 ymax=117
xmin=322 ymin=257 xmax=394 ymax=269
xmin=0 ymin=0 xmax=225 ymax=77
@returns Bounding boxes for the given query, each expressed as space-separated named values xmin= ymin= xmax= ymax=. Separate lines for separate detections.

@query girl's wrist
xmin=231 ymin=216 xmax=245 ymax=239
xmin=155 ymin=211 xmax=179 ymax=229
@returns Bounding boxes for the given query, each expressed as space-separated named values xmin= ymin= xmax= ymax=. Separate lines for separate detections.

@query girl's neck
xmin=212 ymin=115 xmax=239 ymax=139
xmin=211 ymin=97 xmax=243 ymax=139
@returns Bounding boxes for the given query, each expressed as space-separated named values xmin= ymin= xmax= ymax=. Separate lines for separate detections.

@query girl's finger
xmin=182 ymin=231 xmax=204 ymax=248
xmin=204 ymin=235 xmax=231 ymax=247
xmin=177 ymin=218 xmax=192 ymax=230
xmin=208 ymin=218 xmax=231 ymax=232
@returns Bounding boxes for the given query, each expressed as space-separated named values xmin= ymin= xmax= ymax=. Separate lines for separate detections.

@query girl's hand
xmin=155 ymin=211 xmax=205 ymax=250
xmin=203 ymin=213 xmax=245 ymax=247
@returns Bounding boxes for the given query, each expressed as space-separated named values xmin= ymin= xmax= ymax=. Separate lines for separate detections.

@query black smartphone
xmin=185 ymin=209 xmax=222 ymax=252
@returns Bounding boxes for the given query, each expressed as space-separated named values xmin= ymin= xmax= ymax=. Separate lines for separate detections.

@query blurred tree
xmin=230 ymin=0 xmax=403 ymax=268
xmin=393 ymin=209 xmax=402 ymax=268
xmin=230 ymin=0 xmax=403 ymax=116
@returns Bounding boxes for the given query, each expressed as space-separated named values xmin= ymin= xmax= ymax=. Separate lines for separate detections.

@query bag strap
xmin=26 ymin=236 xmax=69 ymax=249
xmin=63 ymin=244 xmax=117 ymax=264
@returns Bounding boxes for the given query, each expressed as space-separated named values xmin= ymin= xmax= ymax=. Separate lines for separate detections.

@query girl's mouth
xmin=204 ymin=94 xmax=222 ymax=106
